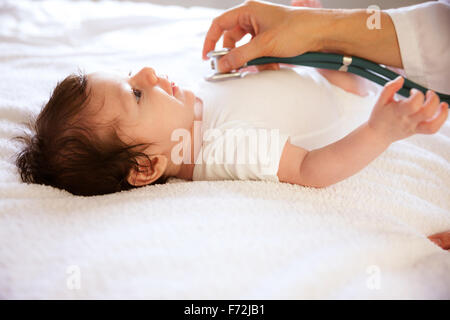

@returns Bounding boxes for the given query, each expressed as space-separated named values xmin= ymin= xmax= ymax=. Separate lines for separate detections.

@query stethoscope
xmin=206 ymin=48 xmax=450 ymax=106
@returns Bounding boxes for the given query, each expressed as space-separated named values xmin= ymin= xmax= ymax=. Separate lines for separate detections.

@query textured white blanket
xmin=0 ymin=0 xmax=449 ymax=299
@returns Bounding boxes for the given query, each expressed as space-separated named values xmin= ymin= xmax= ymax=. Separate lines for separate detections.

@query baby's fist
xmin=368 ymin=76 xmax=448 ymax=143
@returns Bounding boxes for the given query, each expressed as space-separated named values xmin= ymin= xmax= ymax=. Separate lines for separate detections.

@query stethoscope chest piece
xmin=205 ymin=48 xmax=243 ymax=82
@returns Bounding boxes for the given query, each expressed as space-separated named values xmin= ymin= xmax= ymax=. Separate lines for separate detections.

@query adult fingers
xmin=222 ymin=25 xmax=247 ymax=49
xmin=216 ymin=34 xmax=265 ymax=72
xmin=415 ymin=102 xmax=448 ymax=134
xmin=202 ymin=4 xmax=247 ymax=60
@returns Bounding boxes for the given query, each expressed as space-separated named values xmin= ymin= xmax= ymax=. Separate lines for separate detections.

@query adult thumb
xmin=218 ymin=37 xmax=263 ymax=73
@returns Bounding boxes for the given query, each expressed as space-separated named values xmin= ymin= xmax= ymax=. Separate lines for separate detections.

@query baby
xmin=14 ymin=0 xmax=448 ymax=198
xmin=13 ymin=0 xmax=450 ymax=251
xmin=15 ymin=62 xmax=448 ymax=194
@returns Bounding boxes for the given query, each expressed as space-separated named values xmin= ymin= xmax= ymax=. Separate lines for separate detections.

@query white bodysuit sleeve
xmin=192 ymin=120 xmax=290 ymax=182
xmin=385 ymin=1 xmax=450 ymax=94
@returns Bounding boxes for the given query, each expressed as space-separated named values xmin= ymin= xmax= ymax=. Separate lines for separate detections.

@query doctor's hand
xmin=368 ymin=77 xmax=448 ymax=144
xmin=203 ymin=0 xmax=404 ymax=71
xmin=202 ymin=0 xmax=324 ymax=73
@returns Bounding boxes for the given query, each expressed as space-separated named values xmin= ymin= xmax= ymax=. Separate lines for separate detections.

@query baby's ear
xmin=127 ymin=155 xmax=168 ymax=187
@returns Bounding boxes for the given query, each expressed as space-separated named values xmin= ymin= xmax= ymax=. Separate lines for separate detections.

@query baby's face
xmin=86 ymin=67 xmax=201 ymax=156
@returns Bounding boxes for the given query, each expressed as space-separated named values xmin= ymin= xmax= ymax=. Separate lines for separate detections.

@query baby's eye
xmin=133 ymin=88 xmax=142 ymax=102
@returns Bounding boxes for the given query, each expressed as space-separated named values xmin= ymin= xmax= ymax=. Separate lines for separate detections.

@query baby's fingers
xmin=410 ymin=90 xmax=441 ymax=123
xmin=378 ymin=76 xmax=404 ymax=106
xmin=428 ymin=231 xmax=450 ymax=250
xmin=400 ymin=88 xmax=425 ymax=115
xmin=415 ymin=102 xmax=448 ymax=134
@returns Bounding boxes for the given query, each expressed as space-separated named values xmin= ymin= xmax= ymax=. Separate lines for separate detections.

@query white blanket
xmin=0 ymin=0 xmax=449 ymax=299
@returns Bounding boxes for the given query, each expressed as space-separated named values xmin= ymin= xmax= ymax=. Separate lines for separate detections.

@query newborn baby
xmin=15 ymin=0 xmax=448 ymax=198
xmin=13 ymin=0 xmax=450 ymax=253
xmin=15 ymin=64 xmax=447 ymax=196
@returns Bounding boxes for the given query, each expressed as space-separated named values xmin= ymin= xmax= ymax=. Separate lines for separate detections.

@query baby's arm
xmin=278 ymin=77 xmax=448 ymax=188
xmin=278 ymin=120 xmax=390 ymax=187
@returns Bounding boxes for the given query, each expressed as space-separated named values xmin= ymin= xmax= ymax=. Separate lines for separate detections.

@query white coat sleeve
xmin=385 ymin=1 xmax=450 ymax=94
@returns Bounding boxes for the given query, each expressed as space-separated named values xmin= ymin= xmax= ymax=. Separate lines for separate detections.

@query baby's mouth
xmin=170 ymin=81 xmax=177 ymax=95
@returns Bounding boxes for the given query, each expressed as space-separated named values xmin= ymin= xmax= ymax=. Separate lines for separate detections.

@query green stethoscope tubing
xmin=246 ymin=52 xmax=450 ymax=106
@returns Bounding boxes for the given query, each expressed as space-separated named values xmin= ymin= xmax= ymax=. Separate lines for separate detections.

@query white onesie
xmin=191 ymin=67 xmax=381 ymax=182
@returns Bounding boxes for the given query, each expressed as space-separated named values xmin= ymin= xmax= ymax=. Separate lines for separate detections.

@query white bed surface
xmin=0 ymin=0 xmax=449 ymax=299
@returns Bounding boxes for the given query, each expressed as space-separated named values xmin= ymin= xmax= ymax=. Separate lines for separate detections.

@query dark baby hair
xmin=13 ymin=72 xmax=167 ymax=196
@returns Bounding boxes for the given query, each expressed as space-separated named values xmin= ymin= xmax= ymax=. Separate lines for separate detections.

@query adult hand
xmin=202 ymin=0 xmax=323 ymax=73
xmin=203 ymin=0 xmax=405 ymax=72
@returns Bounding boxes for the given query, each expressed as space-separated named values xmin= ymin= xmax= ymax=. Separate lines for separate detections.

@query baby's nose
xmin=157 ymin=74 xmax=169 ymax=83
xmin=156 ymin=74 xmax=173 ymax=95
xmin=139 ymin=67 xmax=157 ymax=83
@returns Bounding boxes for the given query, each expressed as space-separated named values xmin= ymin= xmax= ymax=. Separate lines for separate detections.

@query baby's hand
xmin=428 ymin=231 xmax=450 ymax=251
xmin=368 ymin=76 xmax=448 ymax=144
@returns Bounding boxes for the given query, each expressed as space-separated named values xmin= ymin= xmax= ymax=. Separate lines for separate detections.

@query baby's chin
xmin=194 ymin=96 xmax=203 ymax=121
xmin=183 ymin=87 xmax=202 ymax=106
xmin=195 ymin=96 xmax=203 ymax=105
